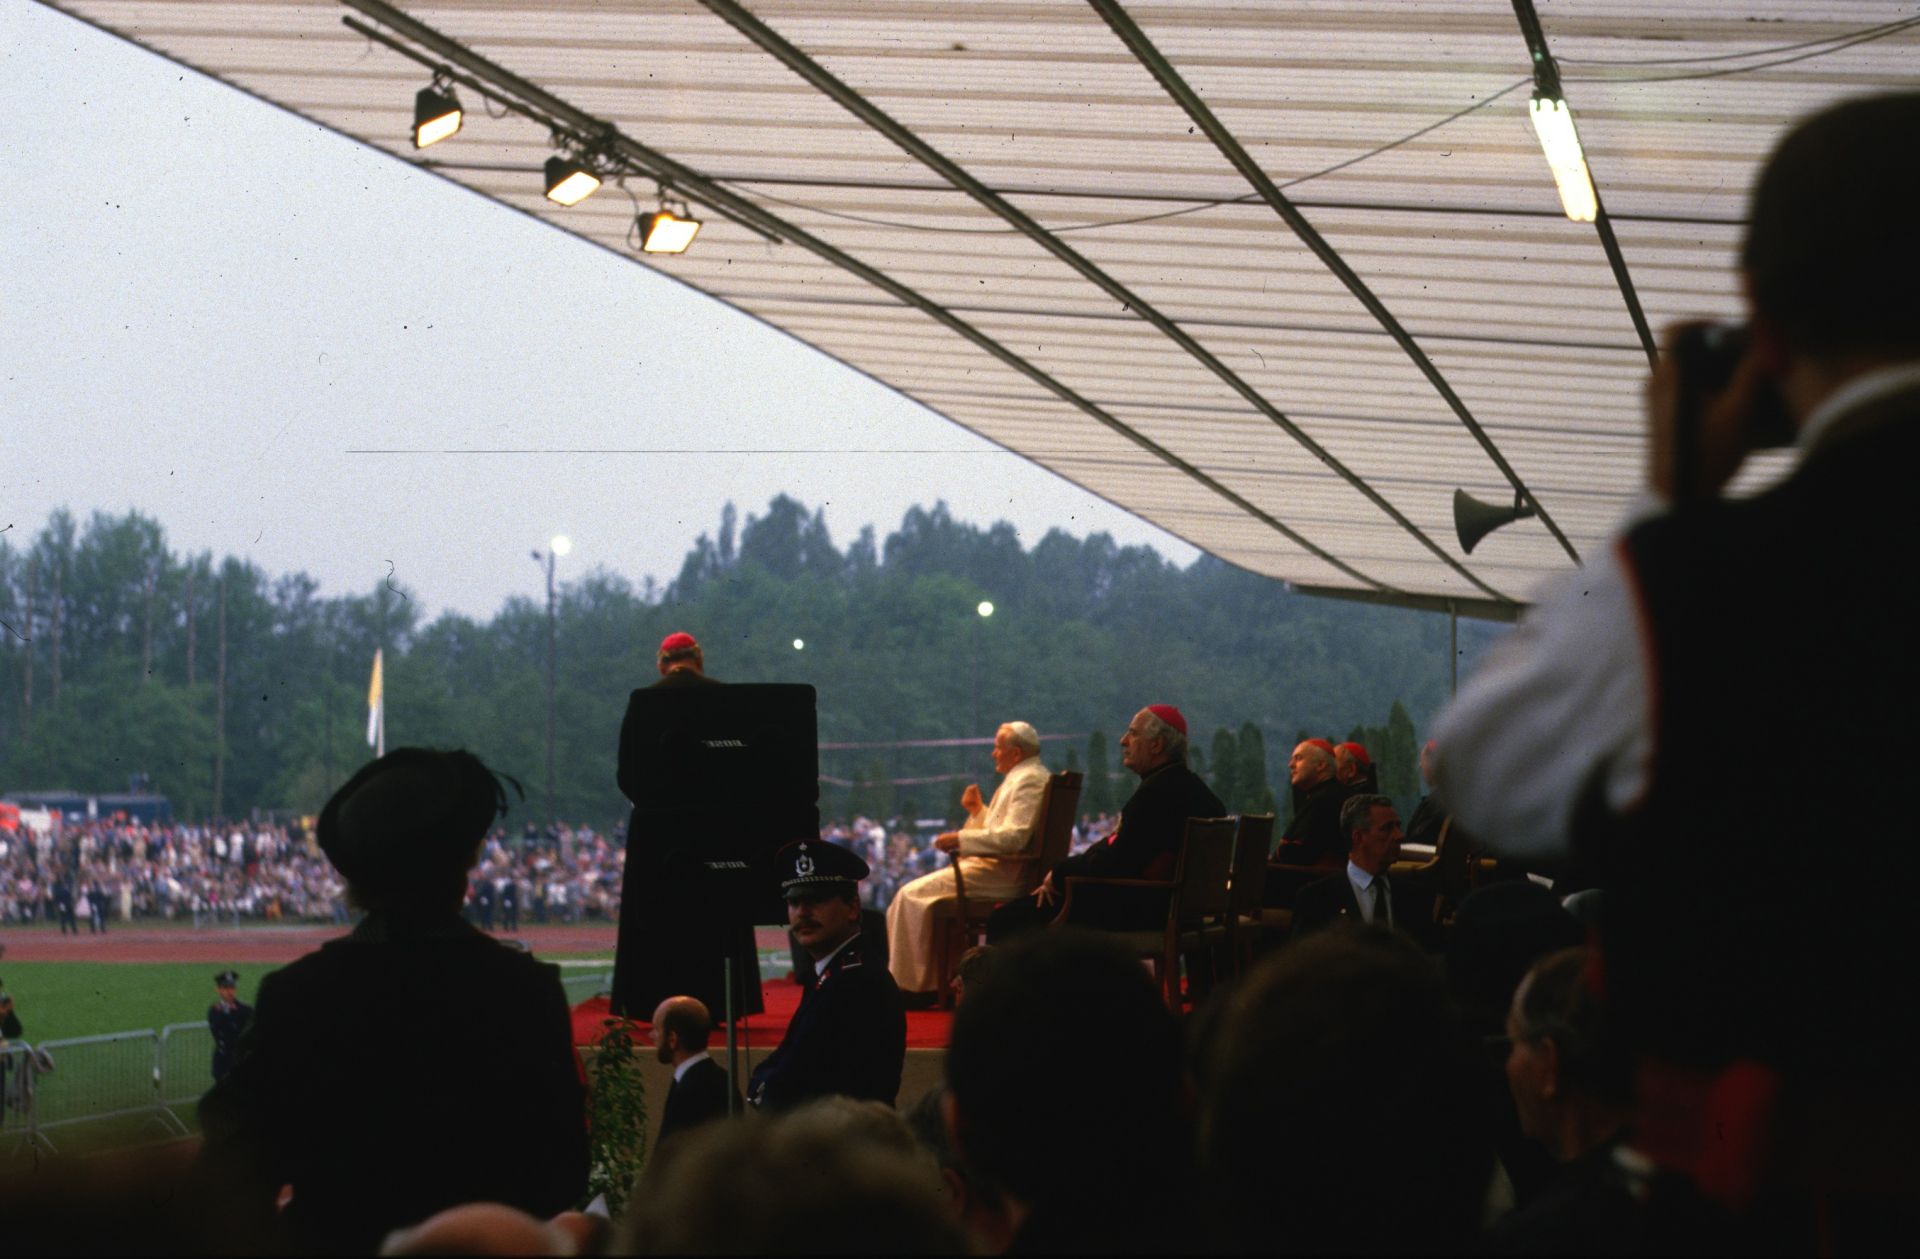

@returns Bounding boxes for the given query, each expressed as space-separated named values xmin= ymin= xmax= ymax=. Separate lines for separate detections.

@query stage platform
xmin=570 ymin=978 xmax=951 ymax=1052
xmin=573 ymin=979 xmax=950 ymax=1155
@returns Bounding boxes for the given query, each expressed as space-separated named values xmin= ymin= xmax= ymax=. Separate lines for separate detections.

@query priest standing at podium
xmin=614 ymin=631 xmax=765 ymax=1019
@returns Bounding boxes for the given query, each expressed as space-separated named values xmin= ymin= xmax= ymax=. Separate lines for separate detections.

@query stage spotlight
xmin=544 ymin=155 xmax=601 ymax=207
xmin=638 ymin=208 xmax=702 ymax=254
xmin=1528 ymin=94 xmax=1597 ymax=223
xmin=412 ymin=84 xmax=462 ymax=148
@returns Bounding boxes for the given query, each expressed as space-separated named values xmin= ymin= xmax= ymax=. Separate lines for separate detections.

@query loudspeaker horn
xmin=1453 ymin=489 xmax=1537 ymax=555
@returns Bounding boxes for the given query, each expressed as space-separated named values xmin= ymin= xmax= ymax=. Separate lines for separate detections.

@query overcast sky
xmin=1 ymin=0 xmax=1198 ymax=622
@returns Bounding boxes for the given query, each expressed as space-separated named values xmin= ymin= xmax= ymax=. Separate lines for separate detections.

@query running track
xmin=0 ymin=923 xmax=642 ymax=964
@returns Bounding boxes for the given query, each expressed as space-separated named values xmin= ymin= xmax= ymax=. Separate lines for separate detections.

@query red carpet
xmin=571 ymin=981 xmax=952 ymax=1050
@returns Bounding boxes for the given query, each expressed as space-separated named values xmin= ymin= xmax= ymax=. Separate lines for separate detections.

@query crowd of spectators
xmin=465 ymin=824 xmax=629 ymax=929
xmin=1 ymin=811 xmax=1112 ymax=930
xmin=0 ymin=817 xmax=636 ymax=930
xmin=836 ymin=812 xmax=1118 ymax=912
xmin=0 ymin=818 xmax=346 ymax=927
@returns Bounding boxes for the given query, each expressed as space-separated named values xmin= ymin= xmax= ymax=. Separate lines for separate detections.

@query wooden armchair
xmin=930 ymin=769 xmax=1082 ymax=1007
xmin=1216 ymin=813 xmax=1275 ymax=976
xmin=1059 ymin=816 xmax=1237 ymax=1009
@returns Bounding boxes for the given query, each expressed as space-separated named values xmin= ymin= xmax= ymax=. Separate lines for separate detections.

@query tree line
xmin=0 ymin=499 xmax=1497 ymax=827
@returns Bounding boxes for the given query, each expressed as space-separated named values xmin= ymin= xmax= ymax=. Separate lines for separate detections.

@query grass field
xmin=1 ymin=962 xmax=271 ymax=1044
xmin=1 ymin=955 xmax=628 ymax=1044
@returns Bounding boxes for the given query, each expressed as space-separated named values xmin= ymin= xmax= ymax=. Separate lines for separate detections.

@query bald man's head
xmin=1290 ymin=741 xmax=1336 ymax=790
xmin=379 ymin=1203 xmax=574 ymax=1256
xmin=652 ymin=996 xmax=714 ymax=1065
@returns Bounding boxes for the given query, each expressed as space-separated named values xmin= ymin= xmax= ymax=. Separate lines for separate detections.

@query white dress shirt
xmin=1432 ymin=361 xmax=1920 ymax=862
xmin=673 ymin=1049 xmax=712 ymax=1085
xmin=813 ymin=931 xmax=860 ymax=980
xmin=1347 ymin=860 xmax=1391 ymax=927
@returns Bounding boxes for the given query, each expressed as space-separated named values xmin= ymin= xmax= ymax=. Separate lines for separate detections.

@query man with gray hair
xmin=988 ymin=705 xmax=1224 ymax=938
xmin=1290 ymin=793 xmax=1428 ymax=946
xmin=885 ymin=721 xmax=1048 ymax=1000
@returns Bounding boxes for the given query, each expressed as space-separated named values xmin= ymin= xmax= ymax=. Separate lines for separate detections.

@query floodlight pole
xmin=545 ymin=549 xmax=558 ymax=834
xmin=532 ymin=547 xmax=559 ymax=834
xmin=1449 ymin=600 xmax=1460 ymax=696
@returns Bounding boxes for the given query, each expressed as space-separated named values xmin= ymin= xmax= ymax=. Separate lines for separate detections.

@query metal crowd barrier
xmin=25 ymin=1030 xmax=189 ymax=1155
xmin=0 ymin=973 xmax=618 ymax=1161
xmin=2 ymin=1039 xmax=55 ymax=1163
xmin=158 ymin=1022 xmax=216 ymax=1123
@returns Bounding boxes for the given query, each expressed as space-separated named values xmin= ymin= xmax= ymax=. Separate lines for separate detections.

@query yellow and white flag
xmin=366 ymin=649 xmax=384 ymax=753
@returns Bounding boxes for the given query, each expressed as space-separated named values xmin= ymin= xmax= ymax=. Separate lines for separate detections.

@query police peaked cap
xmin=773 ymin=839 xmax=870 ymax=896
xmin=215 ymin=970 xmax=240 ymax=987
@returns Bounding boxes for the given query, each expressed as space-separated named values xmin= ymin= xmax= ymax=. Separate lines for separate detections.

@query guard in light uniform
xmin=207 ymin=969 xmax=253 ymax=1081
xmin=748 ymin=840 xmax=905 ymax=1111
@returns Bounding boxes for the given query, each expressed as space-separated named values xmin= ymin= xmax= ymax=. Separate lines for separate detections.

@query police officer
xmin=748 ymin=840 xmax=905 ymax=1111
xmin=207 ymin=969 xmax=253 ymax=1081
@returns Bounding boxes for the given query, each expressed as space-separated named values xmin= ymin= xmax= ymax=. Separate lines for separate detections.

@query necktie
xmin=1372 ymin=877 xmax=1392 ymax=928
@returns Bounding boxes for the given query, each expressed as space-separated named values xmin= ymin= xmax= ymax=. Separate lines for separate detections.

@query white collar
xmin=1616 ymin=361 xmax=1920 ymax=529
xmin=1346 ymin=859 xmax=1381 ymax=891
xmin=813 ymin=930 xmax=861 ymax=979
xmin=673 ymin=1050 xmax=711 ymax=1084
xmin=1798 ymin=361 xmax=1920 ymax=452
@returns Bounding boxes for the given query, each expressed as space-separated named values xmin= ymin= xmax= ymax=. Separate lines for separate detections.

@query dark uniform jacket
xmin=657 ymin=1054 xmax=739 ymax=1146
xmin=196 ymin=913 xmax=588 ymax=1254
xmin=206 ymin=998 xmax=253 ymax=1080
xmin=749 ymin=932 xmax=904 ymax=1111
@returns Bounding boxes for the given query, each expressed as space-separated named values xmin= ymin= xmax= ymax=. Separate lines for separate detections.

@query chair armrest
xmin=948 ymin=849 xmax=969 ymax=906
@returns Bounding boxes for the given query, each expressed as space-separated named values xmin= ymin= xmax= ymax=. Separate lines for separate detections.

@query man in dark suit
xmin=652 ymin=995 xmax=739 ymax=1146
xmin=1291 ymin=793 xmax=1435 ymax=949
xmin=614 ymin=630 xmax=764 ymax=1020
xmin=987 ymin=704 xmax=1225 ymax=938
xmin=749 ymin=840 xmax=904 ymax=1111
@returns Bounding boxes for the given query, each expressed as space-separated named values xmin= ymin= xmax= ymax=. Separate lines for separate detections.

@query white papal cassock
xmin=885 ymin=755 xmax=1050 ymax=994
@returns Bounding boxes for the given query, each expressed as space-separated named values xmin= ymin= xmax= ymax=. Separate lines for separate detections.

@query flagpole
xmin=368 ymin=648 xmax=385 ymax=759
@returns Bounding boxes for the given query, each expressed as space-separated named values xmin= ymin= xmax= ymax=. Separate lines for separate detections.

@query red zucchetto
xmin=1145 ymin=704 xmax=1187 ymax=736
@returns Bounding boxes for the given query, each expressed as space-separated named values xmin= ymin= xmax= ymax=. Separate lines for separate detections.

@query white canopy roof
xmin=41 ymin=1 xmax=1920 ymax=616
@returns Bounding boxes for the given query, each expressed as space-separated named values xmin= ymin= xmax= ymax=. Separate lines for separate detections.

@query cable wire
xmin=1564 ymin=17 xmax=1920 ymax=82
xmin=1557 ymin=13 xmax=1920 ymax=67
xmin=723 ymin=78 xmax=1530 ymax=237
xmin=723 ymin=12 xmax=1915 ymax=237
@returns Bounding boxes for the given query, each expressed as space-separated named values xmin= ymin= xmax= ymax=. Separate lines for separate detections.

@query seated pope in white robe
xmin=885 ymin=721 xmax=1049 ymax=996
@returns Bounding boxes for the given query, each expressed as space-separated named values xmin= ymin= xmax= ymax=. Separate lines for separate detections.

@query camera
xmin=1670 ymin=322 xmax=1796 ymax=450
